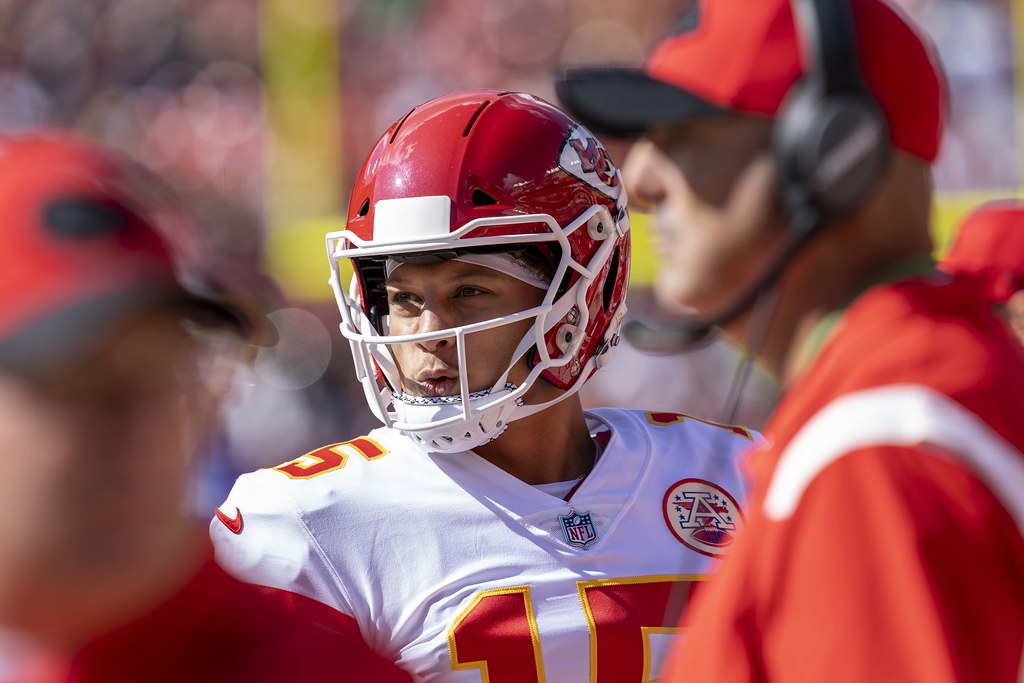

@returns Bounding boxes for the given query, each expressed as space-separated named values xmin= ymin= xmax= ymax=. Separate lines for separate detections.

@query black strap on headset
xmin=800 ymin=0 xmax=864 ymax=95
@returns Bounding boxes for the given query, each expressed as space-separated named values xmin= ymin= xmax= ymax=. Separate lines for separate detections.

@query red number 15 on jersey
xmin=448 ymin=575 xmax=703 ymax=682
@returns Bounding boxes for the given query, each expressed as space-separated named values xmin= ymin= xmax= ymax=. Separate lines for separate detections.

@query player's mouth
xmin=412 ymin=372 xmax=460 ymax=397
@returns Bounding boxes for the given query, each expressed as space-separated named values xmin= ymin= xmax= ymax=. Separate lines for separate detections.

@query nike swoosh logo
xmin=215 ymin=506 xmax=244 ymax=534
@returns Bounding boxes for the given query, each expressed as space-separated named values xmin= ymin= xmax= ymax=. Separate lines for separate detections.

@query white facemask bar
xmin=325 ymin=204 xmax=625 ymax=437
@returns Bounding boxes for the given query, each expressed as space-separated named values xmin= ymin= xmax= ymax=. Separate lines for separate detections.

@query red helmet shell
xmin=343 ymin=90 xmax=630 ymax=391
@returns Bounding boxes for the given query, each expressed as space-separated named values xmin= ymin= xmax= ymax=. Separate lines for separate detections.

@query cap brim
xmin=0 ymin=286 xmax=249 ymax=381
xmin=555 ymin=67 xmax=728 ymax=137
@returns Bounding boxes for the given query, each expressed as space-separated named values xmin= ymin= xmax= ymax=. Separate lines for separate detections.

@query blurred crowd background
xmin=0 ymin=0 xmax=1019 ymax=504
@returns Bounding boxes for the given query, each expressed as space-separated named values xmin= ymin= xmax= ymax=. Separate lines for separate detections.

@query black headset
xmin=627 ymin=0 xmax=892 ymax=351
xmin=774 ymin=0 xmax=891 ymax=237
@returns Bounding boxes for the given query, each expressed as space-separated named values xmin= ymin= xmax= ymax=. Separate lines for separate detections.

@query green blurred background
xmin=2 ymin=0 xmax=1015 ymax=302
xmin=258 ymin=0 xmax=1024 ymax=300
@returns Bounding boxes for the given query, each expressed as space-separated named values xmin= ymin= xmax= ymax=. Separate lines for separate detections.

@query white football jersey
xmin=211 ymin=408 xmax=755 ymax=682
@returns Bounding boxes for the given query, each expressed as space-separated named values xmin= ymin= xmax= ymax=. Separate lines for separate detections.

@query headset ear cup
xmin=774 ymin=83 xmax=823 ymax=223
xmin=775 ymin=86 xmax=890 ymax=228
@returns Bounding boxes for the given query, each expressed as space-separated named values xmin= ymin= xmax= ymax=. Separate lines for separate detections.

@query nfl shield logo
xmin=559 ymin=508 xmax=598 ymax=549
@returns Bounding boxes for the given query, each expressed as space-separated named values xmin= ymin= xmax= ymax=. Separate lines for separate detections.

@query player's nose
xmin=415 ymin=307 xmax=456 ymax=352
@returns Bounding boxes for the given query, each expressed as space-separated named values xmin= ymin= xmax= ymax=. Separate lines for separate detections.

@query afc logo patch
xmin=559 ymin=508 xmax=598 ymax=549
xmin=662 ymin=479 xmax=744 ymax=557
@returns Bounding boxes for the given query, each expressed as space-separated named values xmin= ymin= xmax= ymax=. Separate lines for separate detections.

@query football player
xmin=211 ymin=90 xmax=756 ymax=682
xmin=0 ymin=132 xmax=412 ymax=682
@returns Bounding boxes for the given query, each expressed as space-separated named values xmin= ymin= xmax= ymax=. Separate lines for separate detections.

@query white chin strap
xmin=391 ymin=384 xmax=524 ymax=453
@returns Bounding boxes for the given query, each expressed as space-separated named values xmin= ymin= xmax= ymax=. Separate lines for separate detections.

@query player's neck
xmin=472 ymin=396 xmax=595 ymax=485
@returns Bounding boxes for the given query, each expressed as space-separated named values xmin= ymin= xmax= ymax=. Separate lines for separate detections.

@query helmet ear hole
xmin=471 ymin=189 xmax=498 ymax=206
xmin=601 ymin=246 xmax=621 ymax=311
xmin=358 ymin=198 xmax=370 ymax=216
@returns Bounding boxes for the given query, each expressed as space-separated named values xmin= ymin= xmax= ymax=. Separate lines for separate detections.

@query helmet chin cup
xmin=391 ymin=386 xmax=521 ymax=453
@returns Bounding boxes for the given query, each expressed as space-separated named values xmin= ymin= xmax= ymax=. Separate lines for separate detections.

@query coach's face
xmin=385 ymin=259 xmax=544 ymax=397
xmin=0 ymin=311 xmax=218 ymax=644
xmin=623 ymin=116 xmax=785 ymax=317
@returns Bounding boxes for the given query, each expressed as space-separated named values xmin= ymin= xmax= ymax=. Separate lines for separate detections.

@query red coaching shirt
xmin=666 ymin=273 xmax=1024 ymax=682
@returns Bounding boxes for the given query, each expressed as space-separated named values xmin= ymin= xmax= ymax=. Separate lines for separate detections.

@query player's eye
xmin=386 ymin=290 xmax=418 ymax=306
xmin=455 ymin=286 xmax=486 ymax=298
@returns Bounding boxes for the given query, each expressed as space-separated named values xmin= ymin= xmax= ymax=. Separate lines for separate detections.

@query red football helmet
xmin=327 ymin=90 xmax=630 ymax=452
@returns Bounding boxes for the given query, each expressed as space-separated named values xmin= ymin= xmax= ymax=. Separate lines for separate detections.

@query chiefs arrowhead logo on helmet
xmin=560 ymin=126 xmax=622 ymax=199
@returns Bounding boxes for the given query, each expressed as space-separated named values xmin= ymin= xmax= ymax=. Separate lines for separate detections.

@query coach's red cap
xmin=939 ymin=201 xmax=1024 ymax=304
xmin=556 ymin=0 xmax=945 ymax=162
xmin=0 ymin=132 xmax=251 ymax=378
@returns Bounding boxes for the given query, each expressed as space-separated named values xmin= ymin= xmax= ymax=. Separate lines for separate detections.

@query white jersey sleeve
xmin=210 ymin=465 xmax=357 ymax=616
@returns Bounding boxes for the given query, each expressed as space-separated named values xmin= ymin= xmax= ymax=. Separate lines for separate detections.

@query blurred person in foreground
xmin=212 ymin=90 xmax=756 ymax=681
xmin=940 ymin=199 xmax=1024 ymax=345
xmin=559 ymin=0 xmax=1024 ymax=680
xmin=0 ymin=132 xmax=412 ymax=682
